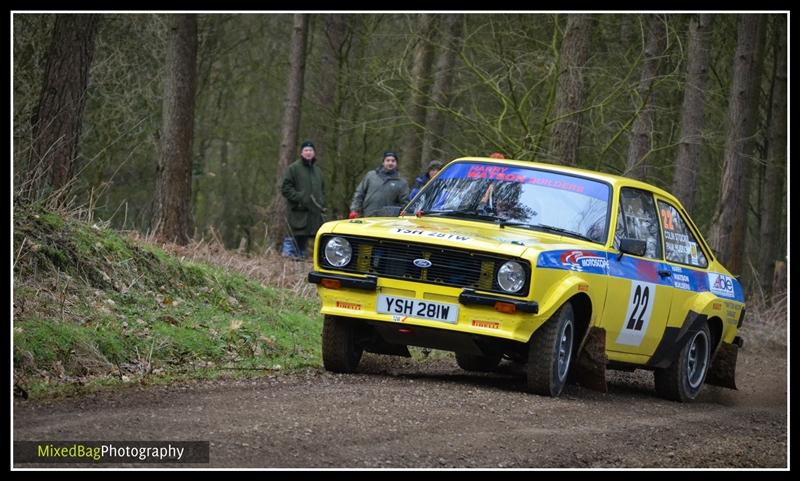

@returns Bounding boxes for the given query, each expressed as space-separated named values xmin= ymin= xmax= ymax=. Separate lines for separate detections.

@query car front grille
xmin=318 ymin=235 xmax=530 ymax=297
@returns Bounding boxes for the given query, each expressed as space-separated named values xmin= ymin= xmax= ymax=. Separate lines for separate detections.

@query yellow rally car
xmin=308 ymin=157 xmax=745 ymax=402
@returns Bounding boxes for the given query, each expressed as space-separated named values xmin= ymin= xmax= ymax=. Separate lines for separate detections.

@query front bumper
xmin=308 ymin=271 xmax=541 ymax=344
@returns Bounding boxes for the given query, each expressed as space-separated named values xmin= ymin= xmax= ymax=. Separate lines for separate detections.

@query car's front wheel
xmin=526 ymin=302 xmax=575 ymax=397
xmin=455 ymin=352 xmax=502 ymax=372
xmin=322 ymin=315 xmax=363 ymax=373
xmin=654 ymin=324 xmax=712 ymax=402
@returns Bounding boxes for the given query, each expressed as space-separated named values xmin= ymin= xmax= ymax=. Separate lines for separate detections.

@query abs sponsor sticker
xmin=708 ymin=273 xmax=735 ymax=299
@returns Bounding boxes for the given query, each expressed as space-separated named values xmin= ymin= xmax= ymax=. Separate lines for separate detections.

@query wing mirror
xmin=618 ymin=238 xmax=646 ymax=260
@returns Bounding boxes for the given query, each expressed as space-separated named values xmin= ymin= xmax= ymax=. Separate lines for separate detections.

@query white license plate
xmin=376 ymin=295 xmax=459 ymax=324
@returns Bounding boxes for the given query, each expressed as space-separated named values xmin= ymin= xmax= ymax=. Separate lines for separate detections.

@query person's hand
xmin=349 ymin=210 xmax=360 ymax=219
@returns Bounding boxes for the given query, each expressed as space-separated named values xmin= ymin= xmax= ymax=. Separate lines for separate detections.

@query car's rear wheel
xmin=455 ymin=352 xmax=502 ymax=372
xmin=322 ymin=315 xmax=363 ymax=373
xmin=526 ymin=302 xmax=575 ymax=397
xmin=654 ymin=324 xmax=711 ymax=402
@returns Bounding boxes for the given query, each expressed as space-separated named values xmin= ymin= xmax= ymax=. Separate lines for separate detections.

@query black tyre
xmin=526 ymin=303 xmax=575 ymax=397
xmin=654 ymin=324 xmax=711 ymax=402
xmin=455 ymin=352 xmax=502 ymax=372
xmin=322 ymin=315 xmax=363 ymax=373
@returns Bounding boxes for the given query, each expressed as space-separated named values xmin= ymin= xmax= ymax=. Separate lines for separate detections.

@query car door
xmin=654 ymin=197 xmax=712 ymax=327
xmin=604 ymin=187 xmax=676 ymax=359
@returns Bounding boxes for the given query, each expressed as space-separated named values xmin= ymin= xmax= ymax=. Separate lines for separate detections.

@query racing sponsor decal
xmin=471 ymin=320 xmax=500 ymax=329
xmin=393 ymin=227 xmax=470 ymax=242
xmin=560 ymin=250 xmax=609 ymax=272
xmin=708 ymin=273 xmax=735 ymax=299
xmin=335 ymin=301 xmax=362 ymax=311
xmin=615 ymin=281 xmax=656 ymax=347
xmin=669 ymin=265 xmax=694 ymax=291
xmin=724 ymin=301 xmax=741 ymax=325
xmin=537 ymin=250 xmax=608 ymax=275
xmin=439 ymin=163 xmax=610 ymax=201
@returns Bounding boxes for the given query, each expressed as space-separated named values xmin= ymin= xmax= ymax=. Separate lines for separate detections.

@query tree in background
xmin=625 ymin=15 xmax=667 ymax=180
xmin=315 ymin=14 xmax=348 ymax=218
xmin=421 ymin=14 xmax=462 ymax=166
xmin=709 ymin=15 xmax=766 ymax=275
xmin=153 ymin=14 xmax=198 ymax=245
xmin=270 ymin=14 xmax=309 ymax=239
xmin=757 ymin=17 xmax=786 ymax=298
xmin=23 ymin=14 xmax=99 ymax=205
xmin=549 ymin=14 xmax=592 ymax=166
xmin=402 ymin=14 xmax=436 ymax=179
xmin=671 ymin=14 xmax=714 ymax=215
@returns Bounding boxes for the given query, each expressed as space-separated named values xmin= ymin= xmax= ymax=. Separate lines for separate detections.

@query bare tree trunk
xmin=271 ymin=14 xmax=309 ymax=232
xmin=317 ymin=15 xmax=346 ymax=122
xmin=549 ymin=14 xmax=592 ymax=166
xmin=421 ymin=14 xmax=462 ymax=164
xmin=671 ymin=14 xmax=714 ymax=214
xmin=758 ymin=17 xmax=786 ymax=297
xmin=709 ymin=15 xmax=766 ymax=275
xmin=317 ymin=14 xmax=347 ymax=215
xmin=24 ymin=14 xmax=98 ymax=205
xmin=625 ymin=15 xmax=667 ymax=180
xmin=154 ymin=14 xmax=198 ymax=246
xmin=402 ymin=14 xmax=436 ymax=179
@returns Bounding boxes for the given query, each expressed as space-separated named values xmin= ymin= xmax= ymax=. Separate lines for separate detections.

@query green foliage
xmin=13 ymin=205 xmax=323 ymax=399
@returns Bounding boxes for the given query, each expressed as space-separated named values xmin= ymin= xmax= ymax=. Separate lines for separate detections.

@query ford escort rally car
xmin=308 ymin=157 xmax=745 ymax=401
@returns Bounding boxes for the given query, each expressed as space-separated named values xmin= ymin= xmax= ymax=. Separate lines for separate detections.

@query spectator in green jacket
xmin=281 ymin=140 xmax=325 ymax=258
xmin=349 ymin=151 xmax=410 ymax=218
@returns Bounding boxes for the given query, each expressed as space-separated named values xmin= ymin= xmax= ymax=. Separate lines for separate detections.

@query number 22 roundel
xmin=615 ymin=281 xmax=656 ymax=346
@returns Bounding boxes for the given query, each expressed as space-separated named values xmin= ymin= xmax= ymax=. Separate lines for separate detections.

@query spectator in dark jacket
xmin=349 ymin=151 xmax=410 ymax=218
xmin=409 ymin=160 xmax=443 ymax=199
xmin=281 ymin=140 xmax=325 ymax=258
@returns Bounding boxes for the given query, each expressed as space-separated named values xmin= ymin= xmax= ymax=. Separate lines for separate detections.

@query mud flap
xmin=572 ymin=326 xmax=608 ymax=393
xmin=705 ymin=341 xmax=738 ymax=390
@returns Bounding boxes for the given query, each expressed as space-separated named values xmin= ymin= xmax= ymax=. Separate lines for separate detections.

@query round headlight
xmin=324 ymin=237 xmax=352 ymax=267
xmin=497 ymin=260 xmax=525 ymax=293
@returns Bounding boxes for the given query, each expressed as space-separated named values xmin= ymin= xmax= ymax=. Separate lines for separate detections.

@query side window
xmin=614 ymin=188 xmax=662 ymax=260
xmin=658 ymin=201 xmax=708 ymax=268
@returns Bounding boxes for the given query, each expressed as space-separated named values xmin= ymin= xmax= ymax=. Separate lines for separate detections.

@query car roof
xmin=450 ymin=157 xmax=682 ymax=206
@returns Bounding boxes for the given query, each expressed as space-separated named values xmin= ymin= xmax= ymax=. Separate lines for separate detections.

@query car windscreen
xmin=405 ymin=162 xmax=611 ymax=244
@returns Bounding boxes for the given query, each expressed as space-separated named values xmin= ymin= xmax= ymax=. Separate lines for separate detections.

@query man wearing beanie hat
xmin=349 ymin=151 xmax=410 ymax=218
xmin=409 ymin=159 xmax=443 ymax=199
xmin=281 ymin=140 xmax=325 ymax=258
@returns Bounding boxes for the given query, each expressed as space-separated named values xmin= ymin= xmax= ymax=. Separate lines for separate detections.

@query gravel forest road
xmin=14 ymin=348 xmax=786 ymax=468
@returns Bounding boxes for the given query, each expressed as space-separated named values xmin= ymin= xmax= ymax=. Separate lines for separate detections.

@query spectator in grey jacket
xmin=349 ymin=151 xmax=410 ymax=218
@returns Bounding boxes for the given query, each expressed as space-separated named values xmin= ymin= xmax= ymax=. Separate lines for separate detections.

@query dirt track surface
xmin=14 ymin=349 xmax=786 ymax=468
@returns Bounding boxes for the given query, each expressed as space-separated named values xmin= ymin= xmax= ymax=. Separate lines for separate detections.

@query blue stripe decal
xmin=537 ymin=250 xmax=745 ymax=302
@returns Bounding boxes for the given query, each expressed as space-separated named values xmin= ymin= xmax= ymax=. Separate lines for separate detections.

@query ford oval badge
xmin=413 ymin=258 xmax=432 ymax=268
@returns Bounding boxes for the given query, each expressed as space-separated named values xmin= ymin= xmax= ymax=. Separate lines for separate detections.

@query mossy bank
xmin=13 ymin=204 xmax=323 ymax=399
